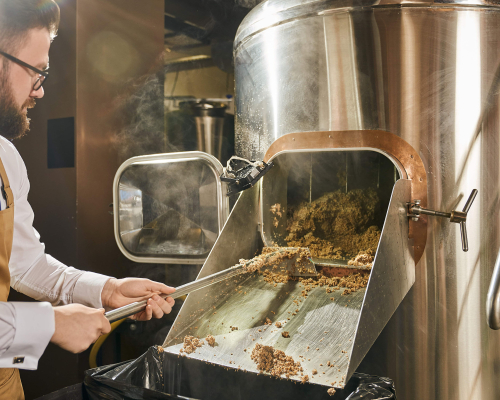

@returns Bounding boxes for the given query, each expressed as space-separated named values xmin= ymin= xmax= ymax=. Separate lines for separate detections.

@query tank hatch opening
xmin=261 ymin=150 xmax=400 ymax=267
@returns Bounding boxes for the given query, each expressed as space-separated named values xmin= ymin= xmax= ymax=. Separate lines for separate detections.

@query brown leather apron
xmin=0 ymin=156 xmax=24 ymax=399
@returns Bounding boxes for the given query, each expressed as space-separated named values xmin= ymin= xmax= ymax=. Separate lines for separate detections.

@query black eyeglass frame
xmin=0 ymin=50 xmax=49 ymax=91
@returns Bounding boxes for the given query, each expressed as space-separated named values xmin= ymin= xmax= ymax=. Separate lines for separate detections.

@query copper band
xmin=263 ymin=130 xmax=428 ymax=265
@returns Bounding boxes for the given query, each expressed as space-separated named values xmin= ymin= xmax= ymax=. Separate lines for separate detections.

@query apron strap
xmin=0 ymin=157 xmax=13 ymax=209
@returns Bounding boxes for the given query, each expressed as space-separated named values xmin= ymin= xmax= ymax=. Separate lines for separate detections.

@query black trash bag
xmin=84 ymin=346 xmax=396 ymax=400
xmin=345 ymin=373 xmax=396 ymax=400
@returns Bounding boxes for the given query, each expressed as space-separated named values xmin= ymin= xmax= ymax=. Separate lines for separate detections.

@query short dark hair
xmin=0 ymin=0 xmax=60 ymax=55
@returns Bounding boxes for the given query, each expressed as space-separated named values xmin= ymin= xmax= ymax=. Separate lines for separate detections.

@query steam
xmin=114 ymin=70 xmax=178 ymax=162
xmin=235 ymin=0 xmax=265 ymax=8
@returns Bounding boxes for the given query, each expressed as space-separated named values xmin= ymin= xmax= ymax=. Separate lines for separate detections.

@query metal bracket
xmin=407 ymin=189 xmax=478 ymax=252
xmin=220 ymin=157 xmax=273 ymax=196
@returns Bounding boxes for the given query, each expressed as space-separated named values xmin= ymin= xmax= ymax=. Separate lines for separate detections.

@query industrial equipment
xmin=112 ymin=0 xmax=500 ymax=398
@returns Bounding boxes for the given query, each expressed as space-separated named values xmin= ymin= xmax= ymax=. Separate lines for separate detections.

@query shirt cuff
xmin=0 ymin=302 xmax=54 ymax=370
xmin=73 ymin=272 xmax=113 ymax=309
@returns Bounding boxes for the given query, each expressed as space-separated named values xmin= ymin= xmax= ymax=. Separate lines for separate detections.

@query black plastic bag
xmin=345 ymin=373 xmax=396 ymax=400
xmin=84 ymin=346 xmax=396 ymax=400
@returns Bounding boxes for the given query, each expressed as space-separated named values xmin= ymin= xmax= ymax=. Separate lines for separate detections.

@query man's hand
xmin=101 ymin=278 xmax=175 ymax=321
xmin=51 ymin=304 xmax=111 ymax=353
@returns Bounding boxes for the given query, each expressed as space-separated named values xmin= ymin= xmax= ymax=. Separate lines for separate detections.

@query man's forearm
xmin=11 ymin=253 xmax=111 ymax=307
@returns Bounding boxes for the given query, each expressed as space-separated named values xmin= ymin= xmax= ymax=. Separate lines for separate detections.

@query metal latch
xmin=220 ymin=156 xmax=273 ymax=196
xmin=407 ymin=189 xmax=478 ymax=252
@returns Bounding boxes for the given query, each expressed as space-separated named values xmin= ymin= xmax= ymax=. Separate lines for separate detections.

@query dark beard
xmin=0 ymin=76 xmax=35 ymax=140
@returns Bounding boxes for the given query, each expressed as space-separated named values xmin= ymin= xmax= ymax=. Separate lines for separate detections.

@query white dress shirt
xmin=0 ymin=135 xmax=112 ymax=370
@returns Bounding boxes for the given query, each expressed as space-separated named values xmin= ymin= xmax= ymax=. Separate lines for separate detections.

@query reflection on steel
xmin=188 ymin=101 xmax=226 ymax=160
xmin=234 ymin=1 xmax=500 ymax=398
xmin=113 ymin=151 xmax=228 ymax=264
xmin=348 ymin=179 xmax=414 ymax=379
xmin=487 ymin=249 xmax=500 ymax=329
xmin=163 ymin=179 xmax=413 ymax=388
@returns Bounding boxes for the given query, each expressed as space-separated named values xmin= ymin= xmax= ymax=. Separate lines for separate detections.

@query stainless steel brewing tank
xmin=234 ymin=1 xmax=500 ymax=399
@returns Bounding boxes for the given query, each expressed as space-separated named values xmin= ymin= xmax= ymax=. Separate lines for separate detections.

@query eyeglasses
xmin=0 ymin=50 xmax=49 ymax=91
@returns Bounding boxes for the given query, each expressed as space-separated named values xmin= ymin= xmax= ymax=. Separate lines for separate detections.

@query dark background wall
xmin=8 ymin=1 xmax=165 ymax=398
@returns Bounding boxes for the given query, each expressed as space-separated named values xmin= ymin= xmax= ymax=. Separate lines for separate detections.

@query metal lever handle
xmin=462 ymin=189 xmax=478 ymax=213
xmin=408 ymin=189 xmax=478 ymax=252
xmin=487 ymin=248 xmax=500 ymax=329
xmin=458 ymin=189 xmax=477 ymax=252
xmin=459 ymin=221 xmax=468 ymax=252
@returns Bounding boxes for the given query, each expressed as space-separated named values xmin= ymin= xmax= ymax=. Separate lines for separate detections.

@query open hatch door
xmin=113 ymin=151 xmax=229 ymax=264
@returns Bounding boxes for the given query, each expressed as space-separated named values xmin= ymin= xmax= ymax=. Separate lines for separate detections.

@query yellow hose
xmin=89 ymin=318 xmax=125 ymax=369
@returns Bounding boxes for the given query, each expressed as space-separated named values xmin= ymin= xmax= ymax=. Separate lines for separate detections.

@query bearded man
xmin=0 ymin=2 xmax=175 ymax=398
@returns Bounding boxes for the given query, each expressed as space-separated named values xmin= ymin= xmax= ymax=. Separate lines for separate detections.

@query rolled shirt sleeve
xmin=0 ymin=302 xmax=54 ymax=370
xmin=73 ymin=271 xmax=112 ymax=309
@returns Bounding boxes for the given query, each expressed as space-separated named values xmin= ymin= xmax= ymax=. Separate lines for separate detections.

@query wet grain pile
xmin=250 ymin=344 xmax=302 ymax=378
xmin=285 ymin=189 xmax=381 ymax=259
xmin=206 ymin=334 xmax=216 ymax=347
xmin=348 ymin=249 xmax=375 ymax=268
xmin=179 ymin=335 xmax=204 ymax=354
xmin=240 ymin=247 xmax=311 ymax=274
xmin=254 ymin=246 xmax=371 ymax=296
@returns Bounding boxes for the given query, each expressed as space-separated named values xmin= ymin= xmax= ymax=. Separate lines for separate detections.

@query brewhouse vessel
xmin=234 ymin=0 xmax=500 ymax=399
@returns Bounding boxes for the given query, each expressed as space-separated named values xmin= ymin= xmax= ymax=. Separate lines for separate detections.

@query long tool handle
xmin=105 ymin=264 xmax=247 ymax=322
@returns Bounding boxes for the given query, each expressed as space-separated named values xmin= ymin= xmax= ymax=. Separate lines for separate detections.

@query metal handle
xmin=462 ymin=189 xmax=478 ymax=213
xmin=408 ymin=189 xmax=477 ymax=252
xmin=105 ymin=264 xmax=247 ymax=323
xmin=487 ymin=248 xmax=500 ymax=329
xmin=458 ymin=189 xmax=477 ymax=252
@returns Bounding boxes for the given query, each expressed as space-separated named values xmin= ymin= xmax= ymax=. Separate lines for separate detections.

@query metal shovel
xmin=105 ymin=247 xmax=371 ymax=322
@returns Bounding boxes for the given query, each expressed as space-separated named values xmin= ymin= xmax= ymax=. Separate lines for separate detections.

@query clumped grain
xmin=285 ymin=189 xmax=381 ymax=259
xmin=206 ymin=335 xmax=216 ymax=347
xmin=180 ymin=336 xmax=204 ymax=354
xmin=348 ymin=249 xmax=375 ymax=268
xmin=251 ymin=344 xmax=301 ymax=378
xmin=240 ymin=247 xmax=313 ymax=275
xmin=327 ymin=388 xmax=337 ymax=396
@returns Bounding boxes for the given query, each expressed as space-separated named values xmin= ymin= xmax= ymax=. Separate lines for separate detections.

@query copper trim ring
xmin=263 ymin=130 xmax=428 ymax=265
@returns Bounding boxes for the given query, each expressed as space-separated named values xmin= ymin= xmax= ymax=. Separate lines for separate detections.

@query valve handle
xmin=459 ymin=189 xmax=477 ymax=252
xmin=462 ymin=189 xmax=478 ymax=214
xmin=408 ymin=189 xmax=478 ymax=252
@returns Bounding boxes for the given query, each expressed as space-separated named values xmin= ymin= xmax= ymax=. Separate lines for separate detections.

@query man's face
xmin=0 ymin=28 xmax=50 ymax=140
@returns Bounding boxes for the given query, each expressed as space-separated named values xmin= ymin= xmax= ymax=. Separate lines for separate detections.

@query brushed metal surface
xmin=348 ymin=179 xmax=414 ymax=378
xmin=234 ymin=2 xmax=500 ymax=399
xmin=164 ymin=183 xmax=262 ymax=345
xmin=165 ymin=273 xmax=366 ymax=388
